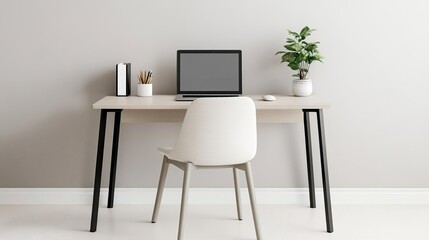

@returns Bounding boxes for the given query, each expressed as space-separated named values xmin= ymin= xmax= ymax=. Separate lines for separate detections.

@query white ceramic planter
xmin=137 ymin=83 xmax=152 ymax=97
xmin=292 ymin=79 xmax=312 ymax=97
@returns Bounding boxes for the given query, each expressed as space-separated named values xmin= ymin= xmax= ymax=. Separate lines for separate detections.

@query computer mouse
xmin=262 ymin=95 xmax=276 ymax=101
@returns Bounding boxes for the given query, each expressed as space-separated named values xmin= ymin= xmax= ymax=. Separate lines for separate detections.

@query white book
xmin=116 ymin=63 xmax=130 ymax=96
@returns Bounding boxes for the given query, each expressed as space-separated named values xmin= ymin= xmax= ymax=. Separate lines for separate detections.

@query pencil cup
xmin=137 ymin=83 xmax=152 ymax=97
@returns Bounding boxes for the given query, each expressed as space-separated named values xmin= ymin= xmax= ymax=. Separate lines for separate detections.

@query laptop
xmin=175 ymin=50 xmax=242 ymax=101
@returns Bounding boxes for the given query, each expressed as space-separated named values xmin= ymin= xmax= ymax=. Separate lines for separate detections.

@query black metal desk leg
xmin=316 ymin=109 xmax=334 ymax=233
xmin=90 ymin=109 xmax=108 ymax=232
xmin=303 ymin=111 xmax=316 ymax=208
xmin=108 ymin=110 xmax=122 ymax=208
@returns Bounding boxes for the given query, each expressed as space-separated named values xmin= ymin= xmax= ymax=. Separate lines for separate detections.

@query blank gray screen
xmin=180 ymin=53 xmax=239 ymax=92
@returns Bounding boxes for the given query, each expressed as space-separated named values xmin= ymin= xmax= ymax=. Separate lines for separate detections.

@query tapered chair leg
xmin=178 ymin=163 xmax=192 ymax=240
xmin=233 ymin=168 xmax=243 ymax=220
xmin=151 ymin=156 xmax=170 ymax=223
xmin=244 ymin=162 xmax=262 ymax=240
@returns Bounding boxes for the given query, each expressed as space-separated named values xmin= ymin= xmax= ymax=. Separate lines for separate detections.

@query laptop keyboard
xmin=183 ymin=94 xmax=239 ymax=98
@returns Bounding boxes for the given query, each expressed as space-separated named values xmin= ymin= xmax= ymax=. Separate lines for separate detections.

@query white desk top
xmin=92 ymin=95 xmax=331 ymax=110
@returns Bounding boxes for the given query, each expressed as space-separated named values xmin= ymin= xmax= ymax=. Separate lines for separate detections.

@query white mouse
xmin=262 ymin=95 xmax=276 ymax=101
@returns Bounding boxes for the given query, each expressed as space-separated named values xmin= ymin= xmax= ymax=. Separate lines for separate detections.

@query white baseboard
xmin=0 ymin=188 xmax=428 ymax=205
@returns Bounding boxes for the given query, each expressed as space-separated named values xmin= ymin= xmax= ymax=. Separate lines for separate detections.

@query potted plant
xmin=276 ymin=26 xmax=323 ymax=97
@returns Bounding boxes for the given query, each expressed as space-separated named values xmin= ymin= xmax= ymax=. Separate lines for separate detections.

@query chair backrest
xmin=168 ymin=97 xmax=257 ymax=166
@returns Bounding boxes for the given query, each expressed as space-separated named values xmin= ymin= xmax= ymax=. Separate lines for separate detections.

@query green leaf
xmin=275 ymin=51 xmax=286 ymax=55
xmin=288 ymin=30 xmax=300 ymax=38
xmin=282 ymin=52 xmax=297 ymax=62
xmin=295 ymin=54 xmax=304 ymax=63
xmin=305 ymin=43 xmax=318 ymax=52
xmin=315 ymin=54 xmax=323 ymax=62
xmin=285 ymin=43 xmax=301 ymax=51
xmin=301 ymin=49 xmax=308 ymax=55
xmin=307 ymin=54 xmax=323 ymax=64
xmin=287 ymin=62 xmax=300 ymax=70
xmin=286 ymin=38 xmax=296 ymax=43
xmin=307 ymin=56 xmax=315 ymax=63
xmin=304 ymin=52 xmax=310 ymax=59
xmin=299 ymin=26 xmax=310 ymax=38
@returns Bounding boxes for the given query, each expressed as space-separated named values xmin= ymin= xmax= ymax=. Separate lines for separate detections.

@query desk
xmin=90 ymin=95 xmax=333 ymax=233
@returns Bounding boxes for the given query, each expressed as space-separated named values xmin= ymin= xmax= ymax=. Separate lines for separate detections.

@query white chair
xmin=151 ymin=97 xmax=262 ymax=240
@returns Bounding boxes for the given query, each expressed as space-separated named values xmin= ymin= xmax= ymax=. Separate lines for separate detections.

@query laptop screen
xmin=177 ymin=50 xmax=242 ymax=94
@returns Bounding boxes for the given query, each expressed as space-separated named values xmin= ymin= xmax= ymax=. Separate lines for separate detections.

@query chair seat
xmin=159 ymin=146 xmax=251 ymax=166
xmin=158 ymin=146 xmax=173 ymax=156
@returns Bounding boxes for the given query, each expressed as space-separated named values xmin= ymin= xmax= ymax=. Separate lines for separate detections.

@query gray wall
xmin=1 ymin=0 xmax=429 ymax=188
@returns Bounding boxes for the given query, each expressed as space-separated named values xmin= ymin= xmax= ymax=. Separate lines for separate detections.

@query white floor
xmin=0 ymin=204 xmax=428 ymax=240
